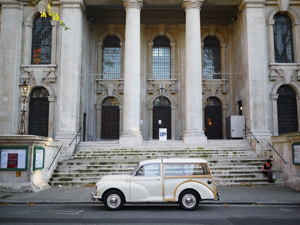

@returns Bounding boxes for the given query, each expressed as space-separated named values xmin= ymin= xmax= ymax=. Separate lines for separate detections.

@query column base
xmin=55 ymin=132 xmax=79 ymax=156
xmin=183 ymin=130 xmax=207 ymax=147
xmin=247 ymin=130 xmax=272 ymax=155
xmin=119 ymin=130 xmax=143 ymax=147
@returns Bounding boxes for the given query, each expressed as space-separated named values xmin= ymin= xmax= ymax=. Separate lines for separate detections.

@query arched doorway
xmin=101 ymin=97 xmax=120 ymax=139
xmin=153 ymin=97 xmax=171 ymax=139
xmin=277 ymin=85 xmax=298 ymax=134
xmin=204 ymin=97 xmax=222 ymax=139
xmin=28 ymin=87 xmax=49 ymax=137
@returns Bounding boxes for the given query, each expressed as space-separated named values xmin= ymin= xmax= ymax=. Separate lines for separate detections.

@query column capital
xmin=148 ymin=42 xmax=154 ymax=47
xmin=124 ymin=0 xmax=143 ymax=11
xmin=51 ymin=20 xmax=59 ymax=27
xmin=182 ymin=0 xmax=203 ymax=11
xmin=170 ymin=42 xmax=176 ymax=47
xmin=97 ymin=42 xmax=103 ymax=47
xmin=268 ymin=19 xmax=275 ymax=25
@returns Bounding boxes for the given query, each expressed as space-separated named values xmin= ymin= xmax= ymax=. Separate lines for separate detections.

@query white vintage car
xmin=91 ymin=158 xmax=220 ymax=210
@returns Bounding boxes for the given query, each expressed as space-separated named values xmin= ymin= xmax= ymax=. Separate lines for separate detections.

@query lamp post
xmin=17 ymin=81 xmax=31 ymax=135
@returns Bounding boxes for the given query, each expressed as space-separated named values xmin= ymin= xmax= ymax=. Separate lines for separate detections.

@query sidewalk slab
xmin=0 ymin=186 xmax=299 ymax=205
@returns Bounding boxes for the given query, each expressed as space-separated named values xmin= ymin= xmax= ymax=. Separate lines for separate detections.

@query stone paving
xmin=0 ymin=186 xmax=299 ymax=205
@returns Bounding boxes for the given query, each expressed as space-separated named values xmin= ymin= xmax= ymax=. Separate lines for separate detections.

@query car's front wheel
xmin=103 ymin=190 xmax=125 ymax=211
xmin=179 ymin=190 xmax=199 ymax=211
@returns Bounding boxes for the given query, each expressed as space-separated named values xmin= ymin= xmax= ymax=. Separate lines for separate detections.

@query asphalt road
xmin=0 ymin=203 xmax=300 ymax=225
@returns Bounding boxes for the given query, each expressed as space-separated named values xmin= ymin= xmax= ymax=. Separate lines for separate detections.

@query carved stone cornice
xmin=124 ymin=0 xmax=143 ymax=11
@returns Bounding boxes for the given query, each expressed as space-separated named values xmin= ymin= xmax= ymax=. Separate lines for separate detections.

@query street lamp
xmin=17 ymin=81 xmax=31 ymax=135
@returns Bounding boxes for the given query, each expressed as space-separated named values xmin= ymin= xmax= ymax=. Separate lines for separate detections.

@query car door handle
xmin=156 ymin=178 xmax=160 ymax=181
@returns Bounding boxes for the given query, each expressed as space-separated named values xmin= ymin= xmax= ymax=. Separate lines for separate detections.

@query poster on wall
xmin=0 ymin=147 xmax=28 ymax=170
xmin=33 ymin=147 xmax=45 ymax=170
xmin=292 ymin=142 xmax=300 ymax=165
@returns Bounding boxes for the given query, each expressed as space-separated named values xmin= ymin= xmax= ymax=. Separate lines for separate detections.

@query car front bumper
xmin=91 ymin=192 xmax=102 ymax=202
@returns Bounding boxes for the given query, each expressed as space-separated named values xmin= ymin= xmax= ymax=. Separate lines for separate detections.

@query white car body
xmin=92 ymin=158 xmax=220 ymax=210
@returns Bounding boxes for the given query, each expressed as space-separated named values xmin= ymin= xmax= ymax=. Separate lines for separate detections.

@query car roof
xmin=139 ymin=158 xmax=208 ymax=165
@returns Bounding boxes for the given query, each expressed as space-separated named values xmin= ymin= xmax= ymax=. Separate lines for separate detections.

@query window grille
xmin=153 ymin=97 xmax=171 ymax=106
xmin=277 ymin=85 xmax=296 ymax=95
xmin=204 ymin=97 xmax=222 ymax=106
xmin=103 ymin=36 xmax=121 ymax=79
xmin=153 ymin=36 xmax=171 ymax=79
xmin=31 ymin=16 xmax=52 ymax=64
xmin=30 ymin=88 xmax=49 ymax=98
xmin=102 ymin=97 xmax=120 ymax=106
xmin=274 ymin=14 xmax=294 ymax=63
xmin=203 ymin=37 xmax=221 ymax=79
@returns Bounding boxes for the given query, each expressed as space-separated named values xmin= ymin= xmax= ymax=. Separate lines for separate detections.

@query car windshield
xmin=130 ymin=163 xmax=140 ymax=175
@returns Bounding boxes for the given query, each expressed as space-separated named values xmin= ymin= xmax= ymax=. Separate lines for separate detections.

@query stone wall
xmin=0 ymin=135 xmax=61 ymax=192
xmin=271 ymin=132 xmax=300 ymax=190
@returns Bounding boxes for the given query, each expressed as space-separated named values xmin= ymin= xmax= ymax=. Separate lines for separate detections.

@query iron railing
xmin=245 ymin=126 xmax=259 ymax=147
xmin=69 ymin=127 xmax=82 ymax=153
xmin=47 ymin=145 xmax=63 ymax=171
xmin=268 ymin=142 xmax=288 ymax=164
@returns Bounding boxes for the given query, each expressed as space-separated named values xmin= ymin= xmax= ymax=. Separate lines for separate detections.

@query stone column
xmin=239 ymin=0 xmax=271 ymax=154
xmin=119 ymin=0 xmax=143 ymax=146
xmin=120 ymin=42 xmax=125 ymax=78
xmin=55 ymin=0 xmax=84 ymax=155
xmin=170 ymin=42 xmax=176 ymax=79
xmin=220 ymin=43 xmax=226 ymax=79
xmin=50 ymin=21 xmax=58 ymax=64
xmin=148 ymin=42 xmax=154 ymax=79
xmin=292 ymin=20 xmax=300 ymax=63
xmin=268 ymin=19 xmax=275 ymax=63
xmin=0 ymin=1 xmax=23 ymax=135
xmin=270 ymin=94 xmax=279 ymax=135
xmin=23 ymin=21 xmax=33 ymax=65
xmin=182 ymin=0 xmax=207 ymax=146
xmin=97 ymin=42 xmax=103 ymax=75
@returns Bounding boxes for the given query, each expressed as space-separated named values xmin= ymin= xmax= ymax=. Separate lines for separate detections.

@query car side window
xmin=164 ymin=163 xmax=209 ymax=176
xmin=135 ymin=164 xmax=160 ymax=176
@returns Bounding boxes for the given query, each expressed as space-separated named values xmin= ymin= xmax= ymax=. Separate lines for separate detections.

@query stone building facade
xmin=0 ymin=0 xmax=300 ymax=155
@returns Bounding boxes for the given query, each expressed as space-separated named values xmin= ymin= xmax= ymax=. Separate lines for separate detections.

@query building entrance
xmin=28 ymin=88 xmax=49 ymax=137
xmin=153 ymin=97 xmax=171 ymax=139
xmin=204 ymin=97 xmax=222 ymax=139
xmin=101 ymin=97 xmax=120 ymax=139
xmin=277 ymin=86 xmax=298 ymax=134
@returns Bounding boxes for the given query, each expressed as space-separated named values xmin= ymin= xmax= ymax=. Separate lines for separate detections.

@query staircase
xmin=49 ymin=140 xmax=286 ymax=187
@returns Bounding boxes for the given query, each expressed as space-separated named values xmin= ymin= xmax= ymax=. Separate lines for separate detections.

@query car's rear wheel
xmin=179 ymin=190 xmax=199 ymax=211
xmin=103 ymin=190 xmax=125 ymax=211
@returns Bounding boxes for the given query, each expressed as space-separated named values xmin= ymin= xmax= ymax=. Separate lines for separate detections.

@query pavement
xmin=0 ymin=186 xmax=300 ymax=205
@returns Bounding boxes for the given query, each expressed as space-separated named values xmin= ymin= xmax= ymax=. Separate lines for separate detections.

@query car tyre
xmin=179 ymin=190 xmax=199 ymax=211
xmin=103 ymin=190 xmax=125 ymax=211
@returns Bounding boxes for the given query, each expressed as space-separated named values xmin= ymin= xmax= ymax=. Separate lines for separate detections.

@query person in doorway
xmin=261 ymin=159 xmax=274 ymax=183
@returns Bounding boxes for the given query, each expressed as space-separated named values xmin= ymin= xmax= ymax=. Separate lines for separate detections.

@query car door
xmin=130 ymin=163 xmax=163 ymax=202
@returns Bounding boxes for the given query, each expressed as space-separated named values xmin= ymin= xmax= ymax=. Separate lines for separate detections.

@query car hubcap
xmin=182 ymin=194 xmax=196 ymax=208
xmin=107 ymin=194 xmax=121 ymax=208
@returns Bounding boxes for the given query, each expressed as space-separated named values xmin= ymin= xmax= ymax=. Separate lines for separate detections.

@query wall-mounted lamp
xmin=17 ymin=81 xmax=31 ymax=135
xmin=87 ymin=16 xmax=94 ymax=21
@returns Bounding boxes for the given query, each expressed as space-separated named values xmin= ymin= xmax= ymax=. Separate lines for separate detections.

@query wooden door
xmin=278 ymin=95 xmax=298 ymax=134
xmin=153 ymin=106 xmax=171 ymax=139
xmin=101 ymin=106 xmax=120 ymax=139
xmin=205 ymin=106 xmax=222 ymax=139
xmin=29 ymin=98 xmax=49 ymax=137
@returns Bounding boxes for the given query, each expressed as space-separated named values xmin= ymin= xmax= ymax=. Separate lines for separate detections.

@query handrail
xmin=268 ymin=142 xmax=288 ymax=164
xmin=47 ymin=145 xmax=63 ymax=171
xmin=245 ymin=126 xmax=259 ymax=147
xmin=69 ymin=127 xmax=82 ymax=146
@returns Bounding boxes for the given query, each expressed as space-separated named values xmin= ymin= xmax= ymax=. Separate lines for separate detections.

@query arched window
xmin=153 ymin=97 xmax=171 ymax=106
xmin=153 ymin=36 xmax=171 ymax=79
xmin=31 ymin=16 xmax=52 ymax=64
xmin=203 ymin=37 xmax=221 ymax=79
xmin=273 ymin=14 xmax=294 ymax=63
xmin=102 ymin=97 xmax=120 ymax=106
xmin=103 ymin=36 xmax=121 ymax=79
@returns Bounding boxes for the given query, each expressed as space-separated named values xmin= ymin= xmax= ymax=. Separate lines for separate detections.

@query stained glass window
xmin=31 ymin=16 xmax=52 ymax=64
xmin=103 ymin=36 xmax=121 ymax=79
xmin=203 ymin=37 xmax=221 ymax=79
xmin=153 ymin=36 xmax=171 ymax=79
xmin=274 ymin=14 xmax=294 ymax=63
